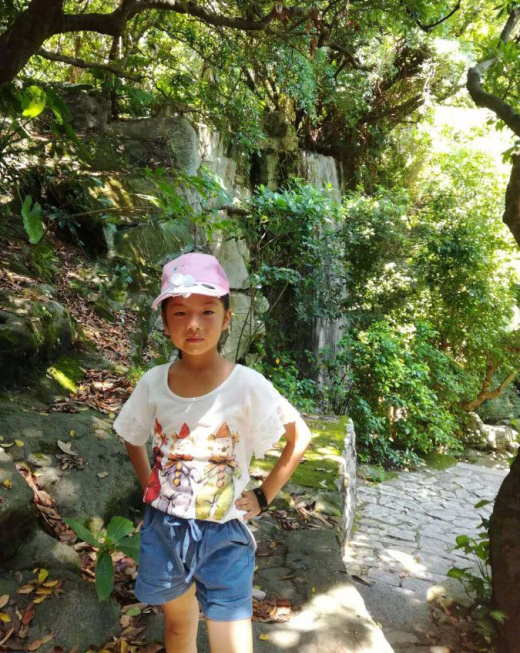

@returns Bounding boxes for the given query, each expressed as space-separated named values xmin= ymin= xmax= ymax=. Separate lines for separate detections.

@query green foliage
xmin=21 ymin=195 xmax=44 ymax=244
xmin=332 ymin=149 xmax=520 ymax=466
xmin=253 ymin=352 xmax=318 ymax=413
xmin=245 ymin=179 xmax=344 ymax=323
xmin=448 ymin=503 xmax=507 ymax=650
xmin=326 ymin=319 xmax=463 ymax=466
xmin=64 ymin=515 xmax=140 ymax=602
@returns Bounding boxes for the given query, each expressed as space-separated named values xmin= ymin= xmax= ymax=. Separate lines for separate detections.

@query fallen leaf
xmin=1 ymin=442 xmax=14 ymax=448
xmin=33 ymin=595 xmax=50 ymax=604
xmin=259 ymin=634 xmax=270 ymax=641
xmin=69 ymin=430 xmax=75 ymax=437
xmin=14 ymin=439 xmax=24 ymax=447
xmin=0 ymin=595 xmax=8 ymax=609
xmin=37 ymin=568 xmax=49 ymax=584
xmin=43 ymin=580 xmax=60 ymax=588
xmin=57 ymin=441 xmax=77 ymax=456
xmin=2 ymin=479 xmax=12 ymax=489
xmin=21 ymin=603 xmax=35 ymax=625
xmin=17 ymin=584 xmax=35 ymax=594
xmin=97 ymin=471 xmax=109 ymax=479
xmin=27 ymin=631 xmax=55 ymax=650
xmin=0 ymin=613 xmax=11 ymax=622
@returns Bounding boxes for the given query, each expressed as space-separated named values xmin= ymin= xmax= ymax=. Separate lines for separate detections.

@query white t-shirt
xmin=113 ymin=363 xmax=301 ymax=523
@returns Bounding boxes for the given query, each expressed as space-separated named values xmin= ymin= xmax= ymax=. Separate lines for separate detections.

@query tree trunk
xmin=489 ymin=452 xmax=520 ymax=652
xmin=0 ymin=0 xmax=63 ymax=86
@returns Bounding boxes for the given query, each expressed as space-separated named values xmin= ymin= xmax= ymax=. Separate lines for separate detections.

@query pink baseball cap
xmin=151 ymin=253 xmax=230 ymax=309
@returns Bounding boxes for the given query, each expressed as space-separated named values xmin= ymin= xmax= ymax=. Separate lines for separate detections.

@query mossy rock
xmin=113 ymin=220 xmax=192 ymax=266
xmin=0 ymin=298 xmax=74 ymax=384
xmin=252 ymin=416 xmax=349 ymax=491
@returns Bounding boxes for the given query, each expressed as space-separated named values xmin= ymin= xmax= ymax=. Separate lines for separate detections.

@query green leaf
xmin=63 ymin=518 xmax=102 ymax=548
xmin=20 ymin=85 xmax=46 ymax=118
xmin=455 ymin=534 xmax=471 ymax=547
xmin=106 ymin=516 xmax=134 ymax=545
xmin=95 ymin=551 xmax=114 ymax=601
xmin=474 ymin=499 xmax=492 ymax=510
xmin=45 ymin=88 xmax=72 ymax=125
xmin=116 ymin=534 xmax=140 ymax=563
xmin=21 ymin=196 xmax=44 ymax=245
xmin=447 ymin=566 xmax=470 ymax=579
xmin=490 ymin=610 xmax=508 ymax=623
xmin=126 ymin=606 xmax=141 ymax=617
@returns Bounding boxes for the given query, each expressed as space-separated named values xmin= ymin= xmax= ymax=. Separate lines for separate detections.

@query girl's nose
xmin=187 ymin=314 xmax=202 ymax=331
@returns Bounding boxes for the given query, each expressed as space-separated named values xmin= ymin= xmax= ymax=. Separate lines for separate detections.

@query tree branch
xmin=466 ymin=9 xmax=520 ymax=137
xmin=37 ymin=48 xmax=143 ymax=80
xmin=404 ymin=0 xmax=461 ymax=33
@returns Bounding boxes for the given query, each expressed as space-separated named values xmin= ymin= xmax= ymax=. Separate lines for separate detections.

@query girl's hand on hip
xmin=235 ymin=490 xmax=261 ymax=521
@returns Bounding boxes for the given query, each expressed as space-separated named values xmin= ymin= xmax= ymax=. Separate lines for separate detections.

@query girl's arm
xmin=235 ymin=416 xmax=312 ymax=520
xmin=124 ymin=441 xmax=152 ymax=491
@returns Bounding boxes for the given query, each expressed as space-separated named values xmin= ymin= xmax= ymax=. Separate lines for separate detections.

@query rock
xmin=481 ymin=424 xmax=518 ymax=451
xmin=9 ymin=529 xmax=80 ymax=572
xmin=113 ymin=220 xmax=192 ymax=266
xmin=24 ymin=575 xmax=121 ymax=652
xmin=210 ymin=234 xmax=250 ymax=290
xmin=104 ymin=117 xmax=201 ymax=174
xmin=0 ymin=448 xmax=38 ymax=561
xmin=341 ymin=417 xmax=357 ymax=541
xmin=314 ymin=491 xmax=343 ymax=517
xmin=224 ymin=292 xmax=268 ymax=361
xmin=0 ymin=298 xmax=74 ymax=382
xmin=60 ymin=89 xmax=110 ymax=130
xmin=0 ymin=391 xmax=143 ymax=528
xmin=463 ymin=412 xmax=519 ymax=451
xmin=199 ymin=126 xmax=237 ymax=197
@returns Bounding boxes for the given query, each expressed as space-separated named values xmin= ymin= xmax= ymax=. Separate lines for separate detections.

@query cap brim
xmin=151 ymin=285 xmax=228 ymax=309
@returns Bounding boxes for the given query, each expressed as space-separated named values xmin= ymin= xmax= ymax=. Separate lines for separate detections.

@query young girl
xmin=114 ymin=252 xmax=311 ymax=653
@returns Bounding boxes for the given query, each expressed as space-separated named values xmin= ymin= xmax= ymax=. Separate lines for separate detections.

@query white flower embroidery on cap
xmin=169 ymin=272 xmax=196 ymax=287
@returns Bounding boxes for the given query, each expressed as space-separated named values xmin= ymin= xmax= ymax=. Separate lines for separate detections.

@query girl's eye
xmin=203 ymin=310 xmax=215 ymax=315
xmin=173 ymin=311 xmax=186 ymax=317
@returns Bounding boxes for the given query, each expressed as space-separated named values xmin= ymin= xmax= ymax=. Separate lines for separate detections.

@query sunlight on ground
xmin=268 ymin=583 xmax=392 ymax=651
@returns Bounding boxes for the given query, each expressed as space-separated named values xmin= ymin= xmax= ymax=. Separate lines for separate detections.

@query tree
xmin=461 ymin=5 xmax=520 ymax=649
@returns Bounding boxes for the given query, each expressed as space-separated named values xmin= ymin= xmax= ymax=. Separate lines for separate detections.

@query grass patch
xmin=253 ymin=416 xmax=349 ymax=491
xmin=423 ymin=451 xmax=458 ymax=470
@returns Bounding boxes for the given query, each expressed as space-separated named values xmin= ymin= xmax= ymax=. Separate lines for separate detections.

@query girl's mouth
xmin=186 ymin=337 xmax=204 ymax=342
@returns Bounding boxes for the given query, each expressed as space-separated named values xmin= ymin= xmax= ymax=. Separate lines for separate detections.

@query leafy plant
xmin=253 ymin=352 xmax=318 ymax=413
xmin=21 ymin=195 xmax=44 ymax=244
xmin=448 ymin=500 xmax=507 ymax=649
xmin=64 ymin=516 xmax=140 ymax=601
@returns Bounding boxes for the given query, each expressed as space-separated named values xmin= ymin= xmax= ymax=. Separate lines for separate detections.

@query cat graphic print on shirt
xmin=113 ymin=364 xmax=301 ymax=523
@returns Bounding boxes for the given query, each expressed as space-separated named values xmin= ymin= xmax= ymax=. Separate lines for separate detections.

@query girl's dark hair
xmin=161 ymin=294 xmax=231 ymax=358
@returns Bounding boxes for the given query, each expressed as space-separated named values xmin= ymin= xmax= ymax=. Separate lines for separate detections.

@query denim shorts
xmin=135 ymin=505 xmax=255 ymax=621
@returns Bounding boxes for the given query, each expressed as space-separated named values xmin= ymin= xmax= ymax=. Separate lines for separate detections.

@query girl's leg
xmin=205 ymin=617 xmax=253 ymax=653
xmin=163 ymin=584 xmax=200 ymax=653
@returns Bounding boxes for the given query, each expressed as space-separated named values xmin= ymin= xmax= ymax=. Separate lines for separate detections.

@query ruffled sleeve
xmin=246 ymin=371 xmax=301 ymax=459
xmin=113 ymin=371 xmax=155 ymax=446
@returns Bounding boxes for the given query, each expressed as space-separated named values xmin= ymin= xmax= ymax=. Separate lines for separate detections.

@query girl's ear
xmin=222 ymin=308 xmax=232 ymax=331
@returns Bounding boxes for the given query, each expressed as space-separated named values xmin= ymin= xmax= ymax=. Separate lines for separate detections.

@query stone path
xmin=343 ymin=462 xmax=508 ymax=652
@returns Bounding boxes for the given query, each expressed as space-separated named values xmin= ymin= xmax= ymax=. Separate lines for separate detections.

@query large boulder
xmin=0 ymin=389 xmax=143 ymax=533
xmin=0 ymin=448 xmax=38 ymax=561
xmin=0 ymin=289 xmax=74 ymax=383
xmin=463 ymin=412 xmax=519 ymax=451
xmin=104 ymin=117 xmax=201 ymax=174
xmin=224 ymin=292 xmax=268 ymax=361
xmin=113 ymin=220 xmax=192 ymax=266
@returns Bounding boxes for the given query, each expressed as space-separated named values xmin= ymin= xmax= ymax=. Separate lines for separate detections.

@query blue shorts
xmin=135 ymin=505 xmax=255 ymax=621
